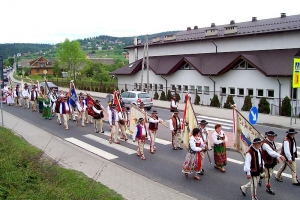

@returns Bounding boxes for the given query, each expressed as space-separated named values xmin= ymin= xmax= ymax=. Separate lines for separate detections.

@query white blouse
xmin=212 ymin=130 xmax=228 ymax=145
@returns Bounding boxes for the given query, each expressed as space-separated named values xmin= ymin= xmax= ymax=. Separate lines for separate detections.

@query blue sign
xmin=249 ymin=106 xmax=258 ymax=125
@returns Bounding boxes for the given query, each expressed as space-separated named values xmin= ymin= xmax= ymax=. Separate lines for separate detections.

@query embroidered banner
xmin=129 ymin=104 xmax=146 ymax=135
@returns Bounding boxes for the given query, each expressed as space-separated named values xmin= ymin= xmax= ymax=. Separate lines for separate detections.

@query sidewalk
xmin=0 ymin=110 xmax=195 ymax=200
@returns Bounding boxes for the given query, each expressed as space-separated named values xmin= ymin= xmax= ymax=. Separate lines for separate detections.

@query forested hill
xmin=0 ymin=43 xmax=52 ymax=59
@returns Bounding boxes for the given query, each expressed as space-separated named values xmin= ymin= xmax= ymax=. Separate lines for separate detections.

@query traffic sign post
xmin=249 ymin=106 xmax=258 ymax=125
xmin=291 ymin=58 xmax=300 ymax=125
xmin=0 ymin=56 xmax=3 ymax=129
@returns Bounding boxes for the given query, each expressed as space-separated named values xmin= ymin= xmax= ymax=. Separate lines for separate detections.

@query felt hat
xmin=252 ymin=138 xmax=262 ymax=144
xmin=95 ymin=100 xmax=100 ymax=103
xmin=111 ymin=104 xmax=117 ymax=108
xmin=265 ymin=131 xmax=277 ymax=137
xmin=152 ymin=110 xmax=158 ymax=114
xmin=138 ymin=118 xmax=144 ymax=122
xmin=286 ymin=128 xmax=298 ymax=134
xmin=199 ymin=120 xmax=208 ymax=125
xmin=173 ymin=110 xmax=179 ymax=114
xmin=108 ymin=102 xmax=111 ymax=105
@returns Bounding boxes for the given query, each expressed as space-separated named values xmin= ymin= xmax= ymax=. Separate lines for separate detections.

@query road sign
xmin=249 ymin=106 xmax=258 ymax=125
xmin=292 ymin=58 xmax=300 ymax=88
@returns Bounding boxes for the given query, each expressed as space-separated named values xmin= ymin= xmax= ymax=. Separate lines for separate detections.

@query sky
xmin=0 ymin=0 xmax=299 ymax=44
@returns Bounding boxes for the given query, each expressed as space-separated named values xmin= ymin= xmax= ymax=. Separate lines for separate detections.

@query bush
xmin=223 ymin=95 xmax=235 ymax=109
xmin=210 ymin=94 xmax=220 ymax=107
xmin=258 ymin=97 xmax=270 ymax=114
xmin=281 ymin=96 xmax=291 ymax=116
xmin=166 ymin=90 xmax=172 ymax=101
xmin=160 ymin=91 xmax=166 ymax=101
xmin=95 ymin=87 xmax=99 ymax=92
xmin=175 ymin=93 xmax=181 ymax=102
xmin=153 ymin=91 xmax=159 ymax=100
xmin=194 ymin=94 xmax=200 ymax=105
xmin=121 ymin=88 xmax=124 ymax=93
xmin=86 ymin=87 xmax=90 ymax=91
xmin=242 ymin=95 xmax=252 ymax=111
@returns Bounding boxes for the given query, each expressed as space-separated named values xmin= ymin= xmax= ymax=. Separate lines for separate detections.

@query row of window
xmin=220 ymin=87 xmax=274 ymax=98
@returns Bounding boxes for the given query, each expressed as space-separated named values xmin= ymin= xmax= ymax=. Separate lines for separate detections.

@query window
xmin=134 ymin=83 xmax=137 ymax=89
xmin=197 ymin=86 xmax=202 ymax=93
xmin=121 ymin=92 xmax=129 ymax=98
xmin=233 ymin=59 xmax=256 ymax=70
xmin=220 ymin=87 xmax=226 ymax=95
xmin=179 ymin=63 xmax=194 ymax=70
xmin=149 ymin=84 xmax=152 ymax=89
xmin=204 ymin=86 xmax=209 ymax=94
xmin=267 ymin=90 xmax=274 ymax=98
xmin=247 ymin=88 xmax=253 ymax=96
xmin=190 ymin=85 xmax=195 ymax=93
xmin=257 ymin=89 xmax=264 ymax=97
xmin=154 ymin=84 xmax=157 ymax=90
xmin=138 ymin=93 xmax=151 ymax=98
xmin=171 ymin=84 xmax=175 ymax=91
xmin=36 ymin=69 xmax=40 ymax=73
xmin=238 ymin=88 xmax=244 ymax=96
xmin=177 ymin=85 xmax=182 ymax=92
xmin=128 ymin=92 xmax=136 ymax=98
xmin=229 ymin=87 xmax=235 ymax=95
xmin=183 ymin=85 xmax=188 ymax=92
xmin=159 ymin=84 xmax=163 ymax=90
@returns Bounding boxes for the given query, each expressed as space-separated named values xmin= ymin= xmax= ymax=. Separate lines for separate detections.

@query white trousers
xmin=276 ymin=161 xmax=297 ymax=183
xmin=241 ymin=176 xmax=260 ymax=200
xmin=149 ymin=130 xmax=157 ymax=152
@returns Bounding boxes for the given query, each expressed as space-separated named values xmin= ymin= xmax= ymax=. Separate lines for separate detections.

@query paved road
xmin=2 ymin=100 xmax=300 ymax=200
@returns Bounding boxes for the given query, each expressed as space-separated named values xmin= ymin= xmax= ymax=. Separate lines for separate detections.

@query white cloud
xmin=0 ymin=0 xmax=299 ymax=43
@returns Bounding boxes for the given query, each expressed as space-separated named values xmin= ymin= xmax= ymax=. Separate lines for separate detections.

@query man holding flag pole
xmin=69 ymin=80 xmax=78 ymax=122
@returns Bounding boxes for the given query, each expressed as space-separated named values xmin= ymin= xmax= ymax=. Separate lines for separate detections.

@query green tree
xmin=52 ymin=60 xmax=61 ymax=77
xmin=223 ymin=95 xmax=235 ymax=109
xmin=258 ymin=97 xmax=270 ymax=114
xmin=56 ymin=39 xmax=86 ymax=81
xmin=166 ymin=90 xmax=172 ymax=101
xmin=281 ymin=96 xmax=291 ymax=116
xmin=175 ymin=93 xmax=181 ymax=102
xmin=242 ymin=95 xmax=252 ymax=111
xmin=160 ymin=91 xmax=166 ymax=101
xmin=153 ymin=91 xmax=159 ymax=100
xmin=210 ymin=94 xmax=220 ymax=107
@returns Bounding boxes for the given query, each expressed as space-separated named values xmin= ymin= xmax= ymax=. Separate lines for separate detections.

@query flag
xmin=113 ymin=91 xmax=121 ymax=112
xmin=86 ymin=94 xmax=95 ymax=117
xmin=183 ymin=94 xmax=198 ymax=150
xmin=233 ymin=109 xmax=260 ymax=158
xmin=129 ymin=104 xmax=146 ymax=135
xmin=69 ymin=86 xmax=78 ymax=107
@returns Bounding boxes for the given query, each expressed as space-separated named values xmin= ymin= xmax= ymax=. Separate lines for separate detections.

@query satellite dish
xmin=128 ymin=64 xmax=133 ymax=68
xmin=105 ymin=94 xmax=113 ymax=103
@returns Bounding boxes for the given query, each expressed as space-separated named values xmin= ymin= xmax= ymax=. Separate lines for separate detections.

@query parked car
xmin=40 ymin=82 xmax=58 ymax=93
xmin=120 ymin=91 xmax=153 ymax=110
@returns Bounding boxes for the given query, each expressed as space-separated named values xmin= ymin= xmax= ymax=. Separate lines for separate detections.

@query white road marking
xmin=198 ymin=118 xmax=233 ymax=127
xmin=273 ymin=170 xmax=292 ymax=179
xmin=155 ymin=138 xmax=171 ymax=145
xmin=65 ymin=137 xmax=118 ymax=160
xmin=83 ymin=134 xmax=136 ymax=155
xmin=206 ymin=124 xmax=232 ymax=130
xmin=197 ymin=115 xmax=233 ymax=123
xmin=227 ymin=158 xmax=244 ymax=164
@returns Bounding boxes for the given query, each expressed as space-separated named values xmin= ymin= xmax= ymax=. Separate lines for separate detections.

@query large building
xmin=111 ymin=13 xmax=300 ymax=115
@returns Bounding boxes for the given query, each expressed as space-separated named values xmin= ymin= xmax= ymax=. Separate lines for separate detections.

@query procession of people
xmin=2 ymin=78 xmax=299 ymax=200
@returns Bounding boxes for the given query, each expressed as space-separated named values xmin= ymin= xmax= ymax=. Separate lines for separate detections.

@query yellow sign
xmin=292 ymin=58 xmax=300 ymax=88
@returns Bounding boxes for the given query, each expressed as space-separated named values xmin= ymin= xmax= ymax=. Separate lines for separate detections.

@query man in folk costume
xmin=22 ymin=85 xmax=30 ymax=109
xmin=169 ymin=110 xmax=183 ymax=150
xmin=119 ymin=105 xmax=129 ymax=141
xmin=30 ymin=85 xmax=38 ymax=111
xmin=53 ymin=95 xmax=63 ymax=125
xmin=85 ymin=95 xmax=94 ymax=124
xmin=108 ymin=104 xmax=123 ymax=144
xmin=49 ymin=88 xmax=57 ymax=116
xmin=240 ymin=138 xmax=264 ymax=200
xmin=60 ymin=96 xmax=72 ymax=130
xmin=92 ymin=100 xmax=104 ymax=133
xmin=259 ymin=131 xmax=286 ymax=195
xmin=76 ymin=96 xmax=87 ymax=127
xmin=148 ymin=110 xmax=163 ymax=154
xmin=132 ymin=118 xmax=148 ymax=160
xmin=170 ymin=94 xmax=178 ymax=113
xmin=197 ymin=120 xmax=211 ymax=175
xmin=13 ymin=85 xmax=22 ymax=107
xmin=275 ymin=128 xmax=300 ymax=186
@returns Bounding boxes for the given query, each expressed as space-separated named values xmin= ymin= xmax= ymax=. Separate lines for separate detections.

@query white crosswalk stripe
xmin=196 ymin=115 xmax=233 ymax=131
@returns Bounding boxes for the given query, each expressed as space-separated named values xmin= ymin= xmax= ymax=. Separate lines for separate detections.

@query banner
xmin=233 ymin=110 xmax=260 ymax=158
xmin=113 ymin=91 xmax=121 ymax=112
xmin=182 ymin=94 xmax=198 ymax=150
xmin=129 ymin=105 xmax=146 ymax=134
xmin=69 ymin=85 xmax=78 ymax=107
xmin=86 ymin=94 xmax=95 ymax=117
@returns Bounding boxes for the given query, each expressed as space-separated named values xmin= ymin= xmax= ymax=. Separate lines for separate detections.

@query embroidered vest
xmin=149 ymin=116 xmax=159 ymax=130
xmin=262 ymin=139 xmax=277 ymax=168
xmin=93 ymin=104 xmax=104 ymax=119
xmin=281 ymin=135 xmax=297 ymax=161
xmin=31 ymin=90 xmax=37 ymax=101
xmin=136 ymin=124 xmax=147 ymax=139
xmin=248 ymin=146 xmax=263 ymax=176
xmin=172 ymin=116 xmax=181 ymax=131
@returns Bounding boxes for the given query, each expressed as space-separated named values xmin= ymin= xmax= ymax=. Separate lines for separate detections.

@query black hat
xmin=265 ymin=131 xmax=277 ymax=137
xmin=199 ymin=120 xmax=208 ymax=125
xmin=173 ymin=110 xmax=179 ymax=114
xmin=139 ymin=102 xmax=144 ymax=106
xmin=138 ymin=118 xmax=144 ymax=122
xmin=152 ymin=110 xmax=158 ymax=114
xmin=252 ymin=138 xmax=262 ymax=144
xmin=95 ymin=100 xmax=100 ymax=103
xmin=286 ymin=128 xmax=298 ymax=134
xmin=111 ymin=104 xmax=117 ymax=108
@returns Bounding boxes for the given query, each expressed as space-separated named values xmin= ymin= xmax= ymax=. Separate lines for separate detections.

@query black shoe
xmin=258 ymin=176 xmax=263 ymax=186
xmin=173 ymin=147 xmax=177 ymax=150
xmin=240 ymin=186 xmax=246 ymax=196
xmin=292 ymin=182 xmax=300 ymax=186
xmin=59 ymin=122 xmax=61 ymax=125
xmin=266 ymin=188 xmax=275 ymax=195
xmin=198 ymin=171 xmax=204 ymax=175
xmin=95 ymin=131 xmax=99 ymax=133
xmin=177 ymin=147 xmax=183 ymax=150
xmin=201 ymin=169 xmax=204 ymax=172
xmin=101 ymin=131 xmax=104 ymax=133
xmin=48 ymin=118 xmax=51 ymax=120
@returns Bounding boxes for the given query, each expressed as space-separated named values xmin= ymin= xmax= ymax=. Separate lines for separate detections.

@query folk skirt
xmin=182 ymin=151 xmax=201 ymax=174
xmin=214 ymin=143 xmax=227 ymax=167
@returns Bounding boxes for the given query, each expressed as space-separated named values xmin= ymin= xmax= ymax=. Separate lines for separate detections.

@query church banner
xmin=128 ymin=105 xmax=146 ymax=135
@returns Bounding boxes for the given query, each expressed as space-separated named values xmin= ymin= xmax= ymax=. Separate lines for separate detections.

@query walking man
xmin=198 ymin=120 xmax=211 ymax=175
xmin=240 ymin=138 xmax=264 ymax=200
xmin=92 ymin=100 xmax=104 ymax=133
xmin=76 ymin=96 xmax=87 ymax=127
xmin=148 ymin=110 xmax=163 ymax=154
xmin=169 ymin=110 xmax=183 ymax=150
xmin=30 ymin=85 xmax=38 ymax=111
xmin=132 ymin=118 xmax=148 ymax=160
xmin=119 ymin=105 xmax=129 ymax=141
xmin=22 ymin=85 xmax=30 ymax=109
xmin=275 ymin=128 xmax=300 ymax=186
xmin=60 ymin=96 xmax=72 ymax=130
xmin=108 ymin=104 xmax=123 ymax=144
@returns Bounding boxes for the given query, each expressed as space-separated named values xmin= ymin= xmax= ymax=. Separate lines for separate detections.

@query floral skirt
xmin=214 ymin=143 xmax=227 ymax=167
xmin=182 ymin=152 xmax=201 ymax=174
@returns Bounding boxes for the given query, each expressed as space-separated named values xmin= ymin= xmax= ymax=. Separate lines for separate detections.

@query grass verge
xmin=0 ymin=128 xmax=123 ymax=200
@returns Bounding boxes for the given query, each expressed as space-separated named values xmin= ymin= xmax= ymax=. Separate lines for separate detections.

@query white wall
xmin=128 ymin=31 xmax=300 ymax=63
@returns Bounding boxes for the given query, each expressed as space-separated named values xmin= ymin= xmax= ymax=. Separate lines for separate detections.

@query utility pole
xmin=146 ymin=35 xmax=149 ymax=93
xmin=140 ymin=39 xmax=146 ymax=91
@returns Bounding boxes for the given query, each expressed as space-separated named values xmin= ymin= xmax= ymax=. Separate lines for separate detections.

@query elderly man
xmin=169 ymin=110 xmax=183 ymax=150
xmin=197 ymin=120 xmax=211 ymax=175
xmin=108 ymin=104 xmax=123 ymax=144
xmin=30 ymin=85 xmax=38 ymax=111
xmin=22 ymin=85 xmax=30 ymax=109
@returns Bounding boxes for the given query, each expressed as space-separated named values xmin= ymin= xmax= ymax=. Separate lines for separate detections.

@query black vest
xmin=93 ymin=104 xmax=104 ymax=119
xmin=149 ymin=116 xmax=158 ymax=130
xmin=248 ymin=146 xmax=263 ymax=176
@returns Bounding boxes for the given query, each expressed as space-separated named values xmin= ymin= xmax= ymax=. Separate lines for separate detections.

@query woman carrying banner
xmin=212 ymin=124 xmax=228 ymax=172
xmin=182 ymin=128 xmax=205 ymax=180
xmin=42 ymin=95 xmax=52 ymax=120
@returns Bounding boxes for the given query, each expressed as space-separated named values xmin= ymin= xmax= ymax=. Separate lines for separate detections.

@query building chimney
xmin=194 ymin=26 xmax=198 ymax=29
xmin=211 ymin=23 xmax=215 ymax=27
xmin=281 ymin=13 xmax=286 ymax=18
xmin=252 ymin=17 xmax=257 ymax=22
xmin=230 ymin=20 xmax=235 ymax=25
xmin=187 ymin=27 xmax=191 ymax=30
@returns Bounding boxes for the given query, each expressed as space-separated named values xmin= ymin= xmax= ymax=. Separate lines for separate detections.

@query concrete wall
xmin=128 ymin=31 xmax=300 ymax=63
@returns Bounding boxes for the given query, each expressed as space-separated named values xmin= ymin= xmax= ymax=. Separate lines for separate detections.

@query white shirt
xmin=200 ymin=127 xmax=208 ymax=141
xmin=283 ymin=139 xmax=297 ymax=161
xmin=22 ymin=89 xmax=30 ymax=98
xmin=171 ymin=99 xmax=177 ymax=108
xmin=261 ymin=138 xmax=281 ymax=159
xmin=212 ymin=131 xmax=228 ymax=145
xmin=244 ymin=147 xmax=264 ymax=175
xmin=132 ymin=124 xmax=147 ymax=141
xmin=189 ymin=136 xmax=205 ymax=152
xmin=148 ymin=117 xmax=161 ymax=123
xmin=108 ymin=109 xmax=122 ymax=125
xmin=59 ymin=102 xmax=72 ymax=114
xmin=92 ymin=105 xmax=103 ymax=114
xmin=169 ymin=116 xmax=181 ymax=131
xmin=76 ymin=101 xmax=87 ymax=112
xmin=49 ymin=92 xmax=57 ymax=102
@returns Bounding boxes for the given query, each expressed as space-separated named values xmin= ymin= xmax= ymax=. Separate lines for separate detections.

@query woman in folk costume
xmin=42 ymin=95 xmax=52 ymax=120
xmin=212 ymin=124 xmax=228 ymax=172
xmin=182 ymin=128 xmax=206 ymax=180
xmin=6 ymin=87 xmax=14 ymax=106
